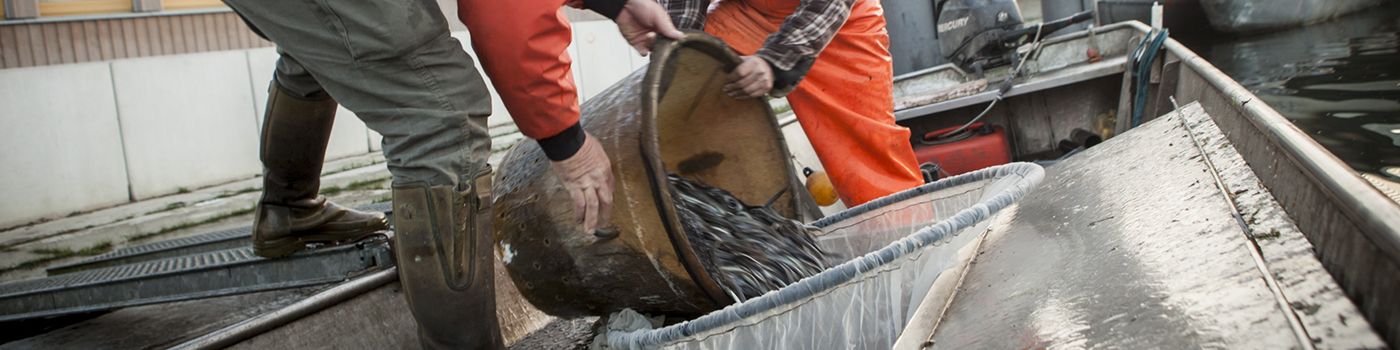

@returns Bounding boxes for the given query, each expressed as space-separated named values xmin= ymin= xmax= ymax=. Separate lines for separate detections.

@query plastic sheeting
xmin=604 ymin=163 xmax=1044 ymax=349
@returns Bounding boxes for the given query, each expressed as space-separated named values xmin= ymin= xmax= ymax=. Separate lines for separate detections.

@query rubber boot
xmin=252 ymin=84 xmax=389 ymax=258
xmin=392 ymin=170 xmax=503 ymax=350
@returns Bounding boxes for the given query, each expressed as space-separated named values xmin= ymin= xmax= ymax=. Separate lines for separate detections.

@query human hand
xmin=549 ymin=132 xmax=615 ymax=235
xmin=614 ymin=0 xmax=685 ymax=55
xmin=724 ymin=55 xmax=774 ymax=99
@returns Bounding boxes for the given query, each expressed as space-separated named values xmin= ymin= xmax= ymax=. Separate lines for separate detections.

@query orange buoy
xmin=804 ymin=168 xmax=838 ymax=207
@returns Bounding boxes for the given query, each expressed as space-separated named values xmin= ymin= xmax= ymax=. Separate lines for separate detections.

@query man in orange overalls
xmin=662 ymin=0 xmax=924 ymax=206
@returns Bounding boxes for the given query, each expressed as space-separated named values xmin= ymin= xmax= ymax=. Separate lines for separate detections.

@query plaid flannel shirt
xmin=661 ymin=0 xmax=855 ymax=72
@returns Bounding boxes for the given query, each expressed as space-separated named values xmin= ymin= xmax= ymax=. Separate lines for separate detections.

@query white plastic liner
xmin=605 ymin=163 xmax=1044 ymax=349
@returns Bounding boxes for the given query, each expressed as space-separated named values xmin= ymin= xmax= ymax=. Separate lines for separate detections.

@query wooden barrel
xmin=492 ymin=32 xmax=819 ymax=317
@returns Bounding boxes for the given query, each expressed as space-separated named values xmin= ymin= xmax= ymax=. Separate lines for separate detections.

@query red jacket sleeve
xmin=457 ymin=0 xmax=580 ymax=142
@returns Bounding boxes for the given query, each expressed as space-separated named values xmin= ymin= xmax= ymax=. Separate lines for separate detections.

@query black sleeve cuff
xmin=769 ymin=56 xmax=815 ymax=95
xmin=538 ymin=123 xmax=586 ymax=161
xmin=584 ymin=0 xmax=628 ymax=20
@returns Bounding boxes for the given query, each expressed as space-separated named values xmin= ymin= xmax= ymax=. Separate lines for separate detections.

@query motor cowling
xmin=935 ymin=0 xmax=1024 ymax=69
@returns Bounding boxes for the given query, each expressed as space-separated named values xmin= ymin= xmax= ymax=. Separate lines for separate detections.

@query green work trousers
xmin=225 ymin=0 xmax=492 ymax=188
xmin=224 ymin=0 xmax=501 ymax=348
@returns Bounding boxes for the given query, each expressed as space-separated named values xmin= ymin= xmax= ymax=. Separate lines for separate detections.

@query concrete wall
xmin=0 ymin=19 xmax=647 ymax=228
xmin=0 ymin=63 xmax=131 ymax=226
xmin=113 ymin=50 xmax=263 ymax=200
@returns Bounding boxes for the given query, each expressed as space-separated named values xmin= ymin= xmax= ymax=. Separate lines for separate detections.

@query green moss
xmin=1253 ymin=228 xmax=1282 ymax=240
xmin=31 ymin=242 xmax=113 ymax=257
xmin=321 ymin=178 xmax=388 ymax=197
xmin=319 ymin=185 xmax=345 ymax=197
xmin=145 ymin=201 xmax=188 ymax=215
xmin=128 ymin=207 xmax=256 ymax=242
xmin=343 ymin=178 xmax=387 ymax=191
xmin=0 ymin=242 xmax=115 ymax=274
xmin=213 ymin=187 xmax=259 ymax=199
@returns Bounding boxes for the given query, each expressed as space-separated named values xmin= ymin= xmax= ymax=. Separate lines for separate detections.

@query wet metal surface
xmin=929 ymin=107 xmax=1321 ymax=349
xmin=1177 ymin=104 xmax=1385 ymax=348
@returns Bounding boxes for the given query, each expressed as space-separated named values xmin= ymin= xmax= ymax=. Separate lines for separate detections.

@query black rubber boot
xmin=392 ymin=170 xmax=503 ymax=350
xmin=252 ymin=83 xmax=388 ymax=258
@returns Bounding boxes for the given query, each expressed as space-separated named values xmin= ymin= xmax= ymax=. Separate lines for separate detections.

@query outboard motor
xmin=935 ymin=0 xmax=1025 ymax=71
xmin=935 ymin=0 xmax=1094 ymax=74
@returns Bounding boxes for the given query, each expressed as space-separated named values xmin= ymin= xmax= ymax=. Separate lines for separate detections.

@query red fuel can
xmin=913 ymin=122 xmax=1011 ymax=177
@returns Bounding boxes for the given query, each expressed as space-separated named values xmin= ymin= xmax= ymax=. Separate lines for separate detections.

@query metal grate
xmin=0 ymin=237 xmax=394 ymax=322
xmin=47 ymin=202 xmax=393 ymax=275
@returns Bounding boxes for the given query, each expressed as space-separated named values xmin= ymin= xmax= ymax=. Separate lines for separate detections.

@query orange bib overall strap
xmin=705 ymin=0 xmax=923 ymax=206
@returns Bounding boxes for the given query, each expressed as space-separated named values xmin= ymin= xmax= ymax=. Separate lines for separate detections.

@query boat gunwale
xmin=1145 ymin=20 xmax=1400 ymax=266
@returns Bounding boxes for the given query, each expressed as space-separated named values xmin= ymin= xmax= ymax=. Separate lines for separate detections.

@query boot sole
xmin=253 ymin=218 xmax=390 ymax=258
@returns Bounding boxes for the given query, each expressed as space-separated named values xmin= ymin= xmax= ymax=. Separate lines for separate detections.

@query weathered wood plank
xmin=0 ymin=26 xmax=19 ymax=68
xmin=41 ymin=23 xmax=62 ymax=65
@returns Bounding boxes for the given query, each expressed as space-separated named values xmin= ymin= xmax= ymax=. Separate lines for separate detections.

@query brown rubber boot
xmin=392 ymin=170 xmax=503 ymax=350
xmin=252 ymin=84 xmax=388 ymax=258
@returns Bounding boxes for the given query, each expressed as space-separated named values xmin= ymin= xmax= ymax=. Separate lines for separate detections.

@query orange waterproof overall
xmin=706 ymin=0 xmax=923 ymax=206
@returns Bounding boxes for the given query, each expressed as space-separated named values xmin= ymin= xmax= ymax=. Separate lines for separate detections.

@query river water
xmin=1180 ymin=3 xmax=1400 ymax=181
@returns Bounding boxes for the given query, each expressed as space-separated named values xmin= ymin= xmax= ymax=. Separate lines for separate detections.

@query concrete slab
xmin=0 ymin=63 xmax=131 ymax=230
xmin=112 ymin=51 xmax=262 ymax=200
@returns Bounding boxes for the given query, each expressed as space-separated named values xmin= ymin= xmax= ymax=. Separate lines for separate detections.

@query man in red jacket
xmin=223 ymin=0 xmax=680 ymax=348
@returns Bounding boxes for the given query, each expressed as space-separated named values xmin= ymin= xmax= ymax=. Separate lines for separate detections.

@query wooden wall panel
xmin=40 ymin=23 xmax=60 ymax=65
xmin=0 ymin=26 xmax=18 ymax=67
xmin=158 ymin=16 xmax=172 ymax=54
xmin=120 ymin=19 xmax=137 ymax=58
xmin=179 ymin=15 xmax=195 ymax=53
xmin=0 ymin=11 xmax=270 ymax=69
xmin=22 ymin=24 xmax=41 ymax=66
xmin=54 ymin=22 xmax=73 ymax=63
xmin=70 ymin=20 xmax=86 ymax=61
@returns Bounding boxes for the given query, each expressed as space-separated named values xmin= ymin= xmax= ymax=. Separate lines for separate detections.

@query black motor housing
xmin=935 ymin=0 xmax=1024 ymax=68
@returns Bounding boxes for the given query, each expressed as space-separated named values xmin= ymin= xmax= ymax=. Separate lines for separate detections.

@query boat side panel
xmin=1174 ymin=60 xmax=1400 ymax=345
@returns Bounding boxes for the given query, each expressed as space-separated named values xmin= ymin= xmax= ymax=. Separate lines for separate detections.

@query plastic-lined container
xmin=605 ymin=162 xmax=1043 ymax=349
